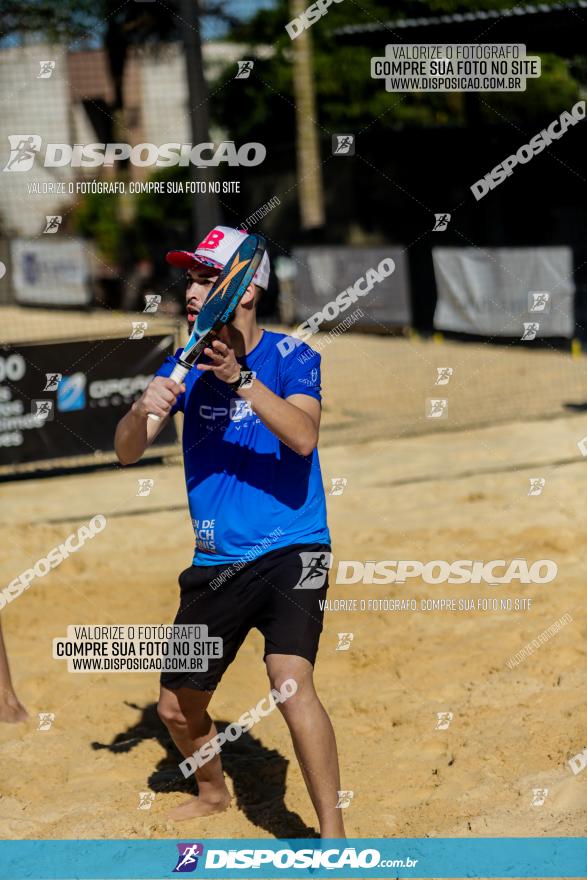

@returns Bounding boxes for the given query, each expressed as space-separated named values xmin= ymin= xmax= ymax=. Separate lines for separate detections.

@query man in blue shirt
xmin=115 ymin=226 xmax=344 ymax=838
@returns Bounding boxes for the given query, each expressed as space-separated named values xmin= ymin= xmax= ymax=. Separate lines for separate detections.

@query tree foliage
xmin=211 ymin=0 xmax=582 ymax=138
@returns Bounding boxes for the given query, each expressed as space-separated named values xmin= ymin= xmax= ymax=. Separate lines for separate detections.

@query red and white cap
xmin=166 ymin=225 xmax=270 ymax=290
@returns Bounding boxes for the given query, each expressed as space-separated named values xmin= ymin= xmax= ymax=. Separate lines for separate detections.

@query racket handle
xmin=147 ymin=362 xmax=190 ymax=422
xmin=169 ymin=362 xmax=190 ymax=384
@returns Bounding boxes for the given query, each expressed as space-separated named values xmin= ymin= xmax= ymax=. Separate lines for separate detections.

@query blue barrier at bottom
xmin=0 ymin=838 xmax=585 ymax=879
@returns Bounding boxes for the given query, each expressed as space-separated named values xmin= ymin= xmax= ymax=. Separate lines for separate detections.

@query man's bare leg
xmin=0 ymin=618 xmax=27 ymax=724
xmin=266 ymin=654 xmax=345 ymax=839
xmin=157 ymin=685 xmax=231 ymax=820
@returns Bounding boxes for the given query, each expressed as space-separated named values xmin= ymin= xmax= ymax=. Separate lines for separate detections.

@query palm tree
xmin=289 ymin=0 xmax=325 ymax=230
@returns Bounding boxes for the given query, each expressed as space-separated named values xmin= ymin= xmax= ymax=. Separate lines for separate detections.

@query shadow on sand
xmin=92 ymin=700 xmax=317 ymax=838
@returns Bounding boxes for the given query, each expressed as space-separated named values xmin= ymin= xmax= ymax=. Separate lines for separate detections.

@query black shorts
xmin=160 ymin=543 xmax=331 ymax=692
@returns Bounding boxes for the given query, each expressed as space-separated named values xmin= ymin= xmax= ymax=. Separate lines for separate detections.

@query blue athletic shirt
xmin=155 ymin=330 xmax=331 ymax=565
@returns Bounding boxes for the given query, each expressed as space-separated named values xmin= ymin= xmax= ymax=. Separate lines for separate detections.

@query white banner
xmin=432 ymin=247 xmax=574 ymax=338
xmin=11 ymin=238 xmax=91 ymax=306
xmin=291 ymin=246 xmax=411 ymax=327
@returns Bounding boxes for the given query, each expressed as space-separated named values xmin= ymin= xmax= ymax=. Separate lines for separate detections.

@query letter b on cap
xmin=198 ymin=229 xmax=224 ymax=250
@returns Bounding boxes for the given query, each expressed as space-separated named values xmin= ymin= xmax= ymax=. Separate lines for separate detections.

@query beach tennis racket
xmin=148 ymin=233 xmax=266 ymax=421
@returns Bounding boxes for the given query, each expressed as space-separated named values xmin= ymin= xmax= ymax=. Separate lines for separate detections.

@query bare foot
xmin=168 ymin=791 xmax=232 ymax=821
xmin=0 ymin=693 xmax=28 ymax=724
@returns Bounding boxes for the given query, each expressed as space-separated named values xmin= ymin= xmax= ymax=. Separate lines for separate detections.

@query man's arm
xmin=114 ymin=376 xmax=185 ymax=466
xmin=198 ymin=340 xmax=320 ymax=457
xmin=242 ymin=384 xmax=320 ymax=457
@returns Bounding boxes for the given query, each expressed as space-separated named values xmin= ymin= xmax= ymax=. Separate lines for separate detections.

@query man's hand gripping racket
xmin=148 ymin=233 xmax=266 ymax=421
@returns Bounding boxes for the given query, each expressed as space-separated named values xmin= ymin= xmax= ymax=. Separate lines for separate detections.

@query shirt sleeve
xmin=280 ymin=342 xmax=322 ymax=402
xmin=154 ymin=348 xmax=185 ymax=415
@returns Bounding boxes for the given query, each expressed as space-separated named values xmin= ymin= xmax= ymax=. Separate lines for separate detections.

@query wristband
xmin=228 ymin=369 xmax=255 ymax=391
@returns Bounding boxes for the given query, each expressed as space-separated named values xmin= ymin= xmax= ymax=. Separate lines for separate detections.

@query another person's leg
xmin=0 ymin=618 xmax=28 ymax=723
xmin=266 ymin=653 xmax=345 ymax=839
xmin=157 ymin=562 xmax=246 ymax=819
xmin=157 ymin=685 xmax=231 ymax=819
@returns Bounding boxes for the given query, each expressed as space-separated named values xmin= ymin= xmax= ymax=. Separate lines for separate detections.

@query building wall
xmin=138 ymin=44 xmax=190 ymax=148
xmin=0 ymin=41 xmax=258 ymax=237
xmin=0 ymin=45 xmax=75 ymax=237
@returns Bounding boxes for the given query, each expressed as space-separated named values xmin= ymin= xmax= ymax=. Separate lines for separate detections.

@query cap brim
xmin=166 ymin=250 xmax=197 ymax=268
xmin=166 ymin=251 xmax=223 ymax=270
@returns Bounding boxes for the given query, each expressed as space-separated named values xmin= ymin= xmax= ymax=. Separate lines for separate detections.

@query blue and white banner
xmin=0 ymin=838 xmax=585 ymax=879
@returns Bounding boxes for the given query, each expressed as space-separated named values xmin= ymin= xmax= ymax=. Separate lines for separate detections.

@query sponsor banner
xmin=0 ymin=334 xmax=177 ymax=467
xmin=290 ymin=247 xmax=411 ymax=328
xmin=11 ymin=238 xmax=91 ymax=306
xmin=432 ymin=247 xmax=574 ymax=338
xmin=0 ymin=837 xmax=585 ymax=878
